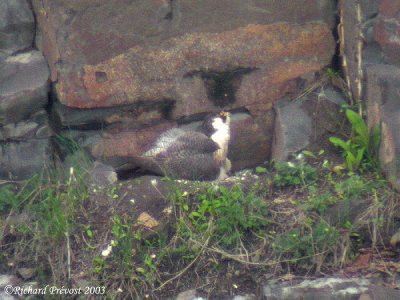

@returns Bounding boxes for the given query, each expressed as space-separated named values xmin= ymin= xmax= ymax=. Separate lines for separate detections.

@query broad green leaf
xmin=255 ymin=166 xmax=268 ymax=173
xmin=302 ymin=150 xmax=316 ymax=159
xmin=329 ymin=137 xmax=348 ymax=150
xmin=346 ymin=109 xmax=369 ymax=146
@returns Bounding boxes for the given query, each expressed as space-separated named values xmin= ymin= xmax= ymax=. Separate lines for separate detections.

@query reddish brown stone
xmin=228 ymin=111 xmax=274 ymax=171
xmin=63 ymin=23 xmax=334 ymax=111
xmin=33 ymin=0 xmax=335 ymax=118
xmin=91 ymin=121 xmax=176 ymax=160
xmin=90 ymin=111 xmax=273 ymax=175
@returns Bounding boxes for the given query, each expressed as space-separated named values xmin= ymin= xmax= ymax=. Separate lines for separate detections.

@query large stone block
xmin=228 ymin=112 xmax=274 ymax=171
xmin=33 ymin=0 xmax=335 ymax=121
xmin=374 ymin=0 xmax=400 ymax=67
xmin=366 ymin=64 xmax=400 ymax=191
xmin=0 ymin=110 xmax=52 ymax=180
xmin=271 ymin=99 xmax=313 ymax=161
xmin=0 ymin=51 xmax=50 ymax=124
xmin=59 ymin=23 xmax=334 ymax=115
xmin=83 ymin=111 xmax=272 ymax=176
xmin=0 ymin=0 xmax=35 ymax=55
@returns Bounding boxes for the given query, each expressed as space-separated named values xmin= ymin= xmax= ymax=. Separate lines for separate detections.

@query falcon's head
xmin=200 ymin=111 xmax=231 ymax=138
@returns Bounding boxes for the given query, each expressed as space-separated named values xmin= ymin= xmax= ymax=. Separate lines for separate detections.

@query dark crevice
xmin=164 ymin=0 xmax=175 ymax=20
xmin=50 ymin=98 xmax=176 ymax=131
xmin=159 ymin=98 xmax=175 ymax=120
xmin=95 ymin=71 xmax=108 ymax=83
xmin=186 ymin=68 xmax=255 ymax=108
xmin=118 ymin=167 xmax=161 ymax=180
xmin=331 ymin=1 xmax=341 ymax=74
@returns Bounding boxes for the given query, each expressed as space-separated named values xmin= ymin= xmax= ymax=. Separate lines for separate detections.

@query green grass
xmin=0 ymin=139 xmax=398 ymax=298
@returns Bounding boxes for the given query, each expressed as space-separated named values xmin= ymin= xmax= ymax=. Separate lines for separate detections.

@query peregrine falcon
xmin=142 ymin=112 xmax=231 ymax=181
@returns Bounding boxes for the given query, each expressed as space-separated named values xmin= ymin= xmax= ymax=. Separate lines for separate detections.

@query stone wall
xmin=338 ymin=0 xmax=400 ymax=190
xmin=1 ymin=0 xmax=339 ymax=179
xmin=0 ymin=0 xmax=51 ymax=179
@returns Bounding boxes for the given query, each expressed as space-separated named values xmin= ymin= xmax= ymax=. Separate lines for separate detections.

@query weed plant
xmin=1 ymin=127 xmax=398 ymax=298
xmin=273 ymin=158 xmax=318 ymax=187
xmin=183 ymin=185 xmax=270 ymax=249
xmin=330 ymin=108 xmax=380 ymax=172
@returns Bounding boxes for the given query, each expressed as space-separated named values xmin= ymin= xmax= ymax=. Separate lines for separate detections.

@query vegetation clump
xmin=0 ymin=108 xmax=398 ymax=299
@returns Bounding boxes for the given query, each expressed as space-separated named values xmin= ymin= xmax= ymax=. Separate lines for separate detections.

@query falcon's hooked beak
xmin=219 ymin=111 xmax=230 ymax=123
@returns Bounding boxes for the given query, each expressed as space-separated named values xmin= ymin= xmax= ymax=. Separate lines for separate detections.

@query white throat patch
xmin=211 ymin=115 xmax=230 ymax=157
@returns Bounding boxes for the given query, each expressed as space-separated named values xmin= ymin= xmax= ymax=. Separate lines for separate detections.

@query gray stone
xmin=338 ymin=0 xmax=386 ymax=100
xmin=17 ymin=268 xmax=36 ymax=280
xmin=366 ymin=64 xmax=400 ymax=191
xmin=0 ymin=274 xmax=20 ymax=300
xmin=363 ymin=285 xmax=400 ymax=300
xmin=263 ymin=277 xmax=370 ymax=300
xmin=91 ymin=161 xmax=117 ymax=186
xmin=232 ymin=295 xmax=256 ymax=300
xmin=390 ymin=228 xmax=400 ymax=247
xmin=0 ymin=138 xmax=51 ymax=180
xmin=0 ymin=110 xmax=50 ymax=141
xmin=0 ymin=51 xmax=50 ymax=124
xmin=0 ymin=110 xmax=52 ymax=180
xmin=271 ymin=99 xmax=312 ymax=161
xmin=320 ymin=87 xmax=347 ymax=106
xmin=374 ymin=0 xmax=400 ymax=67
xmin=0 ymin=0 xmax=35 ymax=55
xmin=176 ymin=289 xmax=200 ymax=300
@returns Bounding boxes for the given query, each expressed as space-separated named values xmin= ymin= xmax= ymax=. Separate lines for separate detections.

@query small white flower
xmin=182 ymin=191 xmax=188 ymax=197
xmin=233 ymin=284 xmax=238 ymax=289
xmin=130 ymin=198 xmax=135 ymax=204
xmin=151 ymin=179 xmax=157 ymax=186
xmin=101 ymin=244 xmax=113 ymax=257
xmin=117 ymin=288 xmax=123 ymax=293
xmin=296 ymin=153 xmax=304 ymax=160
xmin=151 ymin=254 xmax=156 ymax=259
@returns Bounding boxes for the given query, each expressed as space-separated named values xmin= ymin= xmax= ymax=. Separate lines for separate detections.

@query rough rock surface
xmin=0 ymin=51 xmax=50 ymax=124
xmin=374 ymin=0 xmax=400 ymax=66
xmin=271 ymin=86 xmax=345 ymax=162
xmin=33 ymin=0 xmax=335 ymax=80
xmin=30 ymin=0 xmax=336 ymax=178
xmin=338 ymin=0 xmax=384 ymax=100
xmin=33 ymin=0 xmax=335 ymax=118
xmin=85 ymin=112 xmax=273 ymax=177
xmin=0 ymin=0 xmax=35 ymax=55
xmin=271 ymin=99 xmax=312 ymax=161
xmin=263 ymin=278 xmax=400 ymax=300
xmin=228 ymin=112 xmax=274 ymax=172
xmin=366 ymin=64 xmax=400 ymax=191
xmin=56 ymin=22 xmax=333 ymax=117
xmin=0 ymin=110 xmax=52 ymax=180
xmin=0 ymin=274 xmax=20 ymax=300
